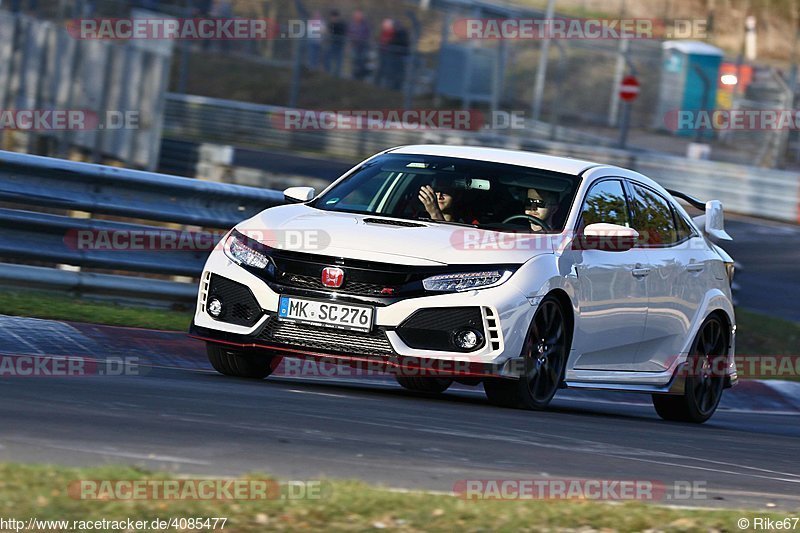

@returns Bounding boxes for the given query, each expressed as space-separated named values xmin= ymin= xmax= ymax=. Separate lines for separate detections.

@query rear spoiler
xmin=666 ymin=189 xmax=732 ymax=241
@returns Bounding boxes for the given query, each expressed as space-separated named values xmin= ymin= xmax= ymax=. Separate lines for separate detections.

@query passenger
xmin=419 ymin=181 xmax=462 ymax=222
xmin=525 ymin=188 xmax=560 ymax=231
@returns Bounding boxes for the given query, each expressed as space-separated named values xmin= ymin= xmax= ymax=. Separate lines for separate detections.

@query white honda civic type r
xmin=190 ymin=145 xmax=737 ymax=423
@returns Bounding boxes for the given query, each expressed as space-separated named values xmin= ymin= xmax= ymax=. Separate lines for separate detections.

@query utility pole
xmin=530 ymin=0 xmax=556 ymax=122
xmin=705 ymin=0 xmax=716 ymax=42
xmin=791 ymin=0 xmax=800 ymax=95
xmin=607 ymin=0 xmax=627 ymax=127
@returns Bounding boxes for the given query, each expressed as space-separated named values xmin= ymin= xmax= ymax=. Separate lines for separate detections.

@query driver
xmin=525 ymin=188 xmax=560 ymax=232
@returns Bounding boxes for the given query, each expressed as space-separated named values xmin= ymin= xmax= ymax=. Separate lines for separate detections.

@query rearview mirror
xmin=573 ymin=223 xmax=639 ymax=252
xmin=284 ymin=186 xmax=316 ymax=203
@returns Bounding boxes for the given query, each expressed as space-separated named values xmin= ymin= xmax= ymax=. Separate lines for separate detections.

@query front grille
xmin=265 ymin=250 xmax=424 ymax=299
xmin=259 ymin=316 xmax=395 ymax=356
xmin=278 ymin=272 xmax=394 ymax=297
xmin=208 ymin=274 xmax=263 ymax=327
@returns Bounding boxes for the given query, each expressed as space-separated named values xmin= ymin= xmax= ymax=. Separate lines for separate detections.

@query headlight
xmin=423 ymin=270 xmax=512 ymax=292
xmin=224 ymin=232 xmax=271 ymax=269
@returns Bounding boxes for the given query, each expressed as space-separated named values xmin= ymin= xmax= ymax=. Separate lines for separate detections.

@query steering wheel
xmin=502 ymin=214 xmax=551 ymax=231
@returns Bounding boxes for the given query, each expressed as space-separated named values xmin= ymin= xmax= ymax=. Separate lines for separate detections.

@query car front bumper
xmin=190 ymin=251 xmax=537 ymax=378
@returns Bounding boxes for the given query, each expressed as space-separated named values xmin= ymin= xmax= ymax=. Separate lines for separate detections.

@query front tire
xmin=395 ymin=375 xmax=453 ymax=393
xmin=206 ymin=343 xmax=279 ymax=379
xmin=652 ymin=315 xmax=728 ymax=423
xmin=484 ymin=297 xmax=570 ymax=410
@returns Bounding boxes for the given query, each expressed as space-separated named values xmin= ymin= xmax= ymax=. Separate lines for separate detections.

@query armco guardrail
xmin=164 ymin=92 xmax=800 ymax=224
xmin=0 ymin=150 xmax=283 ymax=304
xmin=527 ymin=140 xmax=800 ymax=224
xmin=2 ymin=136 xmax=798 ymax=305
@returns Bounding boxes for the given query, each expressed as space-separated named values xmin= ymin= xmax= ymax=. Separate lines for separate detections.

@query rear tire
xmin=484 ymin=296 xmax=570 ymax=410
xmin=652 ymin=315 xmax=727 ymax=423
xmin=395 ymin=375 xmax=453 ymax=393
xmin=206 ymin=343 xmax=278 ymax=379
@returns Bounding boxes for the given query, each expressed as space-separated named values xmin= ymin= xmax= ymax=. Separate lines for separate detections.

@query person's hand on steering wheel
xmin=502 ymin=214 xmax=552 ymax=232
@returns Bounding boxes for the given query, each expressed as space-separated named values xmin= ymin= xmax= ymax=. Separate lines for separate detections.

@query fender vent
xmin=483 ymin=307 xmax=502 ymax=352
xmin=199 ymin=271 xmax=211 ymax=313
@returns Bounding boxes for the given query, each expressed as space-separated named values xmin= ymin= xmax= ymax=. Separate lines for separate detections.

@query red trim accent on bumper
xmin=189 ymin=333 xmax=501 ymax=378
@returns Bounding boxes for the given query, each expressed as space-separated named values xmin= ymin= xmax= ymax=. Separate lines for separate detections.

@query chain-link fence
xmin=9 ymin=0 xmax=800 ymax=169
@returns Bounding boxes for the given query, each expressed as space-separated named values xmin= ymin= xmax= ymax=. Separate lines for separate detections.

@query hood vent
xmin=363 ymin=218 xmax=426 ymax=228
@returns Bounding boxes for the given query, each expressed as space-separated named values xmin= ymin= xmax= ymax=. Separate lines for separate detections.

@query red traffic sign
xmin=619 ymin=75 xmax=640 ymax=102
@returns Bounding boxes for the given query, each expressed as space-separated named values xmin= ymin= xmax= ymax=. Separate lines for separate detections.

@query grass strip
xmin=0 ymin=463 xmax=791 ymax=532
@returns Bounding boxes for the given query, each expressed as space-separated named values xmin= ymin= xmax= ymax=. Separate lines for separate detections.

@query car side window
xmin=673 ymin=206 xmax=696 ymax=241
xmin=629 ymin=183 xmax=678 ymax=247
xmin=579 ymin=180 xmax=631 ymax=229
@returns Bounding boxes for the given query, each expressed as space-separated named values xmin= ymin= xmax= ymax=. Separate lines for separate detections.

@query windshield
xmin=312 ymin=153 xmax=581 ymax=233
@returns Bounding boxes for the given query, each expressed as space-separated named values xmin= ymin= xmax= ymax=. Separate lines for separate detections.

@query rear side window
xmin=579 ymin=180 xmax=630 ymax=228
xmin=674 ymin=208 xmax=696 ymax=241
xmin=629 ymin=183 xmax=678 ymax=246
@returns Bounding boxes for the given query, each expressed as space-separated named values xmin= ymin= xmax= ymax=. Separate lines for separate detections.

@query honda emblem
xmin=321 ymin=267 xmax=345 ymax=288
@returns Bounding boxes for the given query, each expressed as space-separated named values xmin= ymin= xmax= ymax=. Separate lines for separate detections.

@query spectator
xmin=375 ymin=18 xmax=395 ymax=88
xmin=387 ymin=22 xmax=410 ymax=90
xmin=210 ymin=0 xmax=232 ymax=18
xmin=306 ymin=10 xmax=324 ymax=69
xmin=207 ymin=0 xmax=233 ymax=51
xmin=348 ymin=9 xmax=371 ymax=80
xmin=324 ymin=9 xmax=347 ymax=78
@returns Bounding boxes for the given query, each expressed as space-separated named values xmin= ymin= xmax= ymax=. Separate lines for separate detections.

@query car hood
xmin=235 ymin=204 xmax=556 ymax=266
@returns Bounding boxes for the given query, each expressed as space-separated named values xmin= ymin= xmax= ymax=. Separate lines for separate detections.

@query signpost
xmin=619 ymin=75 xmax=640 ymax=102
xmin=618 ymin=75 xmax=639 ymax=148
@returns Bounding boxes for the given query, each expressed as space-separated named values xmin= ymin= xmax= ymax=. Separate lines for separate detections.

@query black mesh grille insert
xmin=208 ymin=274 xmax=263 ymax=327
xmin=259 ymin=316 xmax=395 ymax=356
xmin=397 ymin=307 xmax=484 ymax=352
xmin=278 ymin=272 xmax=394 ymax=297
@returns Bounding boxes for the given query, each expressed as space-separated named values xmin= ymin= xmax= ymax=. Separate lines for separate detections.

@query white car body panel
xmin=235 ymin=203 xmax=557 ymax=266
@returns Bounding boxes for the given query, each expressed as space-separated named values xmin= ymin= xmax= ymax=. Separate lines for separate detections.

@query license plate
xmin=278 ymin=296 xmax=374 ymax=332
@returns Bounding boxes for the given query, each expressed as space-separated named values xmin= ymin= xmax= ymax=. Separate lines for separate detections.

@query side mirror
xmin=573 ymin=223 xmax=639 ymax=252
xmin=283 ymin=186 xmax=316 ymax=203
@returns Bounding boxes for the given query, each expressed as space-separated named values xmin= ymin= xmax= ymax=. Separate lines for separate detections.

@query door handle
xmin=687 ymin=263 xmax=704 ymax=273
xmin=632 ymin=266 xmax=651 ymax=278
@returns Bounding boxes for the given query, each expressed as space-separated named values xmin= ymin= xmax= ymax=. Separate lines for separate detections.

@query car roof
xmin=387 ymin=145 xmax=600 ymax=176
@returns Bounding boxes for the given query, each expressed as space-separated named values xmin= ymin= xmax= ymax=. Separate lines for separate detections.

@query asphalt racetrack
xmin=2 ymin=151 xmax=799 ymax=511
xmin=1 ymin=316 xmax=798 ymax=511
